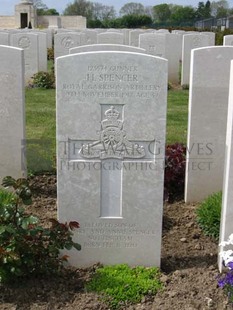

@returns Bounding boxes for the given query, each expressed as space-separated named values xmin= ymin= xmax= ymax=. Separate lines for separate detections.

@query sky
xmin=1 ymin=0 xmax=204 ymax=16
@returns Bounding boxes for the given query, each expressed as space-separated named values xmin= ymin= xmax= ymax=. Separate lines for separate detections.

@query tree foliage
xmin=120 ymin=14 xmax=152 ymax=28
xmin=37 ymin=8 xmax=59 ymax=15
xmin=92 ymin=3 xmax=116 ymax=21
xmin=170 ymin=5 xmax=196 ymax=24
xmin=32 ymin=0 xmax=47 ymax=9
xmin=210 ymin=0 xmax=229 ymax=17
xmin=63 ymin=0 xmax=93 ymax=19
xmin=195 ymin=1 xmax=211 ymax=19
xmin=119 ymin=2 xmax=145 ymax=16
xmin=153 ymin=4 xmax=171 ymax=22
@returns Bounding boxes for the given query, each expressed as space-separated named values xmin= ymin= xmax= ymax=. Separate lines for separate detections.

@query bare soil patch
xmin=0 ymin=174 xmax=231 ymax=310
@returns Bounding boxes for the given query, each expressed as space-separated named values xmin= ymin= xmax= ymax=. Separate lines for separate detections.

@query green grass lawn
xmin=26 ymin=88 xmax=56 ymax=172
xmin=25 ymin=87 xmax=189 ymax=172
xmin=166 ymin=89 xmax=189 ymax=144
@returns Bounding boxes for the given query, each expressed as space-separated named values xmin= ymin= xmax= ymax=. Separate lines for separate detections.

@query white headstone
xmin=97 ymin=32 xmax=124 ymax=44
xmin=139 ymin=33 xmax=166 ymax=58
xmin=201 ymin=31 xmax=215 ymax=46
xmin=129 ymin=30 xmax=146 ymax=47
xmin=181 ymin=34 xmax=209 ymax=85
xmin=54 ymin=32 xmax=81 ymax=59
xmin=0 ymin=32 xmax=10 ymax=46
xmin=11 ymin=33 xmax=39 ymax=80
xmin=32 ymin=31 xmax=47 ymax=72
xmin=45 ymin=29 xmax=53 ymax=49
xmin=219 ymin=59 xmax=233 ymax=271
xmin=81 ymin=29 xmax=97 ymax=45
xmin=185 ymin=46 xmax=233 ymax=202
xmin=139 ymin=33 xmax=182 ymax=83
xmin=165 ymin=33 xmax=182 ymax=83
xmin=56 ymin=51 xmax=168 ymax=267
xmin=223 ymin=35 xmax=233 ymax=46
xmin=69 ymin=44 xmax=146 ymax=54
xmin=121 ymin=29 xmax=130 ymax=45
xmin=0 ymin=45 xmax=26 ymax=182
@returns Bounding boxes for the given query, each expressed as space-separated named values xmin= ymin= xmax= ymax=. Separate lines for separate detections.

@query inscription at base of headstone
xmin=56 ymin=51 xmax=167 ymax=267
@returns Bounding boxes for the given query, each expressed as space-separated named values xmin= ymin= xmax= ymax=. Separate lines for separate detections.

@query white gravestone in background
xmin=219 ymin=60 xmax=233 ymax=271
xmin=81 ymin=30 xmax=97 ymax=45
xmin=129 ymin=29 xmax=146 ymax=47
xmin=0 ymin=45 xmax=26 ymax=182
xmin=11 ymin=33 xmax=39 ymax=80
xmin=56 ymin=51 xmax=168 ymax=267
xmin=0 ymin=32 xmax=10 ymax=46
xmin=54 ymin=32 xmax=81 ymax=59
xmin=185 ymin=46 xmax=233 ymax=202
xmin=201 ymin=32 xmax=215 ymax=46
xmin=33 ymin=31 xmax=47 ymax=72
xmin=97 ymin=32 xmax=124 ymax=44
xmin=139 ymin=33 xmax=181 ymax=83
xmin=223 ymin=35 xmax=233 ymax=46
xmin=181 ymin=34 xmax=209 ymax=85
xmin=69 ymin=44 xmax=146 ymax=54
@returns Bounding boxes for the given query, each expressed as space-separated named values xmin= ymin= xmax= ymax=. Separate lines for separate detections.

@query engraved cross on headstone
xmin=68 ymin=104 xmax=155 ymax=218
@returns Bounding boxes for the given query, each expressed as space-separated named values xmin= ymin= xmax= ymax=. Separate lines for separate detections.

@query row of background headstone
xmin=0 ymin=28 xmax=226 ymax=84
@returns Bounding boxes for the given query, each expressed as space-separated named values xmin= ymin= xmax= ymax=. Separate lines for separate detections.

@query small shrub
xmin=86 ymin=264 xmax=162 ymax=309
xmin=0 ymin=176 xmax=81 ymax=283
xmin=196 ymin=191 xmax=222 ymax=239
xmin=32 ymin=71 xmax=55 ymax=89
xmin=164 ymin=143 xmax=186 ymax=202
xmin=47 ymin=47 xmax=54 ymax=61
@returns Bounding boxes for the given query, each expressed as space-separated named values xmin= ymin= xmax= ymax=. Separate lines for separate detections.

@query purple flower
xmin=218 ymin=271 xmax=233 ymax=289
xmin=227 ymin=262 xmax=233 ymax=270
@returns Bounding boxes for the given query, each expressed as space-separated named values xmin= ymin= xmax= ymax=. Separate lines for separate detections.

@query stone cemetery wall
xmin=56 ymin=51 xmax=168 ymax=267
xmin=185 ymin=46 xmax=233 ymax=202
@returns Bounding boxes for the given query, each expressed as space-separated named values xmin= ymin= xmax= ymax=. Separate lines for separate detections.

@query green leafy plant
xmin=196 ymin=191 xmax=222 ymax=239
xmin=86 ymin=264 xmax=162 ymax=309
xmin=31 ymin=71 xmax=55 ymax=89
xmin=0 ymin=176 xmax=81 ymax=283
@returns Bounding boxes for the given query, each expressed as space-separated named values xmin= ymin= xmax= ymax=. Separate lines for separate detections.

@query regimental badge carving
xmin=79 ymin=106 xmax=146 ymax=160
xmin=18 ymin=36 xmax=31 ymax=49
xmin=61 ymin=36 xmax=75 ymax=49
